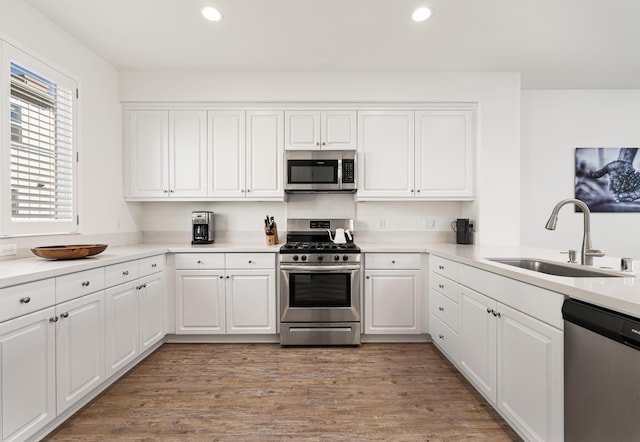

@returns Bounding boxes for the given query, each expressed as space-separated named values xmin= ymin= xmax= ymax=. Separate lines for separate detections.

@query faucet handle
xmin=586 ymin=249 xmax=605 ymax=258
xmin=561 ymin=250 xmax=578 ymax=263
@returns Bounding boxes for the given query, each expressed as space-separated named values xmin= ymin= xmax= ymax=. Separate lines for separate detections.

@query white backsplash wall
xmin=139 ymin=197 xmax=462 ymax=244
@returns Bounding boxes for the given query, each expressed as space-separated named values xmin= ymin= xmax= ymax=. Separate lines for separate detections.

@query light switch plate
xmin=0 ymin=244 xmax=17 ymax=256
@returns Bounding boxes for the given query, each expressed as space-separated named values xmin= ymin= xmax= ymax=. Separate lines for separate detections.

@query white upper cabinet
xmin=415 ymin=109 xmax=475 ymax=199
xmin=357 ymin=110 xmax=415 ymax=199
xmin=208 ymin=111 xmax=246 ymax=197
xmin=245 ymin=111 xmax=284 ymax=199
xmin=124 ymin=110 xmax=207 ymax=198
xmin=357 ymin=106 xmax=476 ymax=200
xmin=285 ymin=110 xmax=356 ymax=150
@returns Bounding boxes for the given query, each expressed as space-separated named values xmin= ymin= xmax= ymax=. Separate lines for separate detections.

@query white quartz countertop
xmin=425 ymin=243 xmax=640 ymax=319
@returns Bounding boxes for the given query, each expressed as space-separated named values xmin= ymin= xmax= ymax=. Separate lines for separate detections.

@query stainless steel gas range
xmin=279 ymin=218 xmax=361 ymax=346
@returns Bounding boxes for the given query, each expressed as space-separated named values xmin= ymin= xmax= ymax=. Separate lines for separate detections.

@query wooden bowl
xmin=31 ymin=244 xmax=108 ymax=260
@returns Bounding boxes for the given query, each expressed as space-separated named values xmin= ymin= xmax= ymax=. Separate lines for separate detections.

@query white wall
xmin=0 ymin=0 xmax=140 ymax=253
xmin=121 ymin=70 xmax=522 ymax=245
xmin=521 ymin=90 xmax=640 ymax=258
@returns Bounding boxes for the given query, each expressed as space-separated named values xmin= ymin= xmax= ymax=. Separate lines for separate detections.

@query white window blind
xmin=2 ymin=41 xmax=77 ymax=236
xmin=10 ymin=62 xmax=73 ymax=221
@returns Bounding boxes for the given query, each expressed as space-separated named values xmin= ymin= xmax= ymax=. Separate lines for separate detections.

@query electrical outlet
xmin=423 ymin=217 xmax=436 ymax=230
xmin=0 ymin=244 xmax=17 ymax=256
xmin=377 ymin=218 xmax=386 ymax=229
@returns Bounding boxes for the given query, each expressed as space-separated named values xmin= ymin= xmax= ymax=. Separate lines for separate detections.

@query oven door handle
xmin=280 ymin=265 xmax=360 ymax=272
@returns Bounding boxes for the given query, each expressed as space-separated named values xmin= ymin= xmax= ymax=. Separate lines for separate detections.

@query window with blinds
xmin=2 ymin=41 xmax=77 ymax=236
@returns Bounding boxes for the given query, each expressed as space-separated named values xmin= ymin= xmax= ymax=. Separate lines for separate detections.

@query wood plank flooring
xmin=44 ymin=343 xmax=521 ymax=441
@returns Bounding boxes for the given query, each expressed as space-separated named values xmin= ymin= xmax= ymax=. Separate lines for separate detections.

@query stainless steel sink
xmin=487 ymin=258 xmax=629 ymax=278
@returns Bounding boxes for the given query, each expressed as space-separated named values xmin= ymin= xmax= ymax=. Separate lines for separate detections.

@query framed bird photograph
xmin=575 ymin=147 xmax=640 ymax=212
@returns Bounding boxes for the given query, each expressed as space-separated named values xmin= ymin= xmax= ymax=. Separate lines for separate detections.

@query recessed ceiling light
xmin=202 ymin=6 xmax=222 ymax=22
xmin=412 ymin=7 xmax=433 ymax=22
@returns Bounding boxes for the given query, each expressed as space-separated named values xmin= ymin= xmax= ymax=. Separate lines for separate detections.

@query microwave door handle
xmin=337 ymin=156 xmax=343 ymax=190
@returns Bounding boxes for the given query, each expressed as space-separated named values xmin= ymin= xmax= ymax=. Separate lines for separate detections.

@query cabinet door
xmin=496 ymin=303 xmax=563 ymax=442
xmin=56 ymin=291 xmax=106 ymax=414
xmin=0 ymin=308 xmax=56 ymax=442
xmin=415 ymin=109 xmax=475 ymax=199
xmin=105 ymin=282 xmax=140 ymax=377
xmin=208 ymin=111 xmax=246 ymax=197
xmin=175 ymin=270 xmax=226 ymax=334
xmin=322 ymin=110 xmax=357 ymax=150
xmin=225 ymin=270 xmax=276 ymax=334
xmin=357 ymin=111 xmax=415 ymax=199
xmin=364 ymin=270 xmax=420 ymax=334
xmin=284 ymin=110 xmax=319 ymax=150
xmin=124 ymin=110 xmax=169 ymax=198
xmin=459 ymin=286 xmax=497 ymax=404
xmin=246 ymin=110 xmax=284 ymax=199
xmin=170 ymin=110 xmax=207 ymax=197
xmin=139 ymin=273 xmax=165 ymax=352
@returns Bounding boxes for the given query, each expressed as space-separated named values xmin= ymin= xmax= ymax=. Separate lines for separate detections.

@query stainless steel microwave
xmin=284 ymin=151 xmax=357 ymax=192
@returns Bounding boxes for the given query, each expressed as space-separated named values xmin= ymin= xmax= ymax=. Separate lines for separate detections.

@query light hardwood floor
xmin=45 ymin=343 xmax=521 ymax=441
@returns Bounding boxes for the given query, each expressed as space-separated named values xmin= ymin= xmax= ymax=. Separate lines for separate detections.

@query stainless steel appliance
xmin=279 ymin=218 xmax=361 ymax=345
xmin=192 ymin=211 xmax=214 ymax=244
xmin=284 ymin=151 xmax=356 ymax=193
xmin=563 ymin=298 xmax=640 ymax=441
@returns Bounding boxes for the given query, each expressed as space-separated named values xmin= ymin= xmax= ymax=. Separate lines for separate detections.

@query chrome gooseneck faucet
xmin=544 ymin=198 xmax=604 ymax=266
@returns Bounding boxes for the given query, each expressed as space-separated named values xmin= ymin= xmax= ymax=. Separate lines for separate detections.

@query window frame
xmin=1 ymin=40 xmax=78 ymax=237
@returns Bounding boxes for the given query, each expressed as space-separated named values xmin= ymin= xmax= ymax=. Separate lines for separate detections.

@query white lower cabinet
xmin=139 ymin=273 xmax=165 ymax=352
xmin=55 ymin=291 xmax=106 ymax=415
xmin=105 ymin=281 xmax=140 ymax=377
xmin=175 ymin=253 xmax=276 ymax=335
xmin=431 ymin=254 xmax=564 ymax=442
xmin=364 ymin=253 xmax=423 ymax=335
xmin=0 ymin=307 xmax=56 ymax=442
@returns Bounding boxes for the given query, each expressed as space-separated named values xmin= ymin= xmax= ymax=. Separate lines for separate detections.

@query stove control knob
xmin=334 ymin=255 xmax=340 ymax=261
xmin=293 ymin=255 xmax=299 ymax=261
xmin=343 ymin=255 xmax=349 ymax=261
xmin=317 ymin=256 xmax=324 ymax=262
xmin=301 ymin=255 xmax=307 ymax=262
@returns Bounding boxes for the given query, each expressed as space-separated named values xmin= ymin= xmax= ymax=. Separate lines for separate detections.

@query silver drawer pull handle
xmin=438 ymin=284 xmax=444 ymax=289
xmin=82 ymin=281 xmax=90 ymax=287
xmin=122 ymin=271 xmax=129 ymax=276
xmin=60 ymin=312 xmax=69 ymax=319
xmin=20 ymin=297 xmax=31 ymax=304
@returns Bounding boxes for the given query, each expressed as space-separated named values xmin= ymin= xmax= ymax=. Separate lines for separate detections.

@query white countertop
xmin=3 ymin=240 xmax=639 ymax=319
xmin=425 ymin=243 xmax=640 ymax=319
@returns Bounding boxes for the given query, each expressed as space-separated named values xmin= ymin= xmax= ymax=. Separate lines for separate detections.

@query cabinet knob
xmin=391 ymin=260 xmax=396 ymax=264
xmin=366 ymin=276 xmax=370 ymax=279
xmin=248 ymin=260 xmax=253 ymax=264
xmin=322 ymin=142 xmax=326 ymax=146
xmin=438 ymin=306 xmax=444 ymax=312
xmin=487 ymin=308 xmax=492 ymax=314
xmin=152 ymin=263 xmax=157 ymax=268
xmin=438 ymin=265 xmax=445 ymax=270
xmin=316 ymin=141 xmax=320 ymax=146
xmin=82 ymin=281 xmax=90 ymax=287
xmin=197 ymin=260 xmax=203 ymax=264
xmin=170 ymin=189 xmax=174 ymax=193
xmin=410 ymin=189 xmax=414 ymax=193
xmin=123 ymin=271 xmax=129 ymax=276
xmin=220 ymin=276 xmax=224 ymax=279
xmin=416 ymin=189 xmax=421 ymax=193
xmin=438 ymin=284 xmax=444 ymax=289
xmin=60 ymin=312 xmax=69 ymax=319
xmin=50 ymin=316 xmax=59 ymax=323
xmin=20 ymin=297 xmax=31 ymax=304
xmin=247 ymin=189 xmax=251 ymax=193
xmin=240 ymin=189 xmax=245 ymax=193
xmin=438 ymin=334 xmax=444 ymax=340
xmin=226 ymin=276 xmax=230 ymax=279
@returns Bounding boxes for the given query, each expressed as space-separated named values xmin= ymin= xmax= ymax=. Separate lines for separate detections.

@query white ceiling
xmin=23 ymin=0 xmax=640 ymax=89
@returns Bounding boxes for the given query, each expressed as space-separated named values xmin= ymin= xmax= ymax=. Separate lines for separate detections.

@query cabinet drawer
xmin=174 ymin=253 xmax=225 ymax=269
xmin=431 ymin=290 xmax=459 ymax=331
xmin=0 ymin=279 xmax=56 ymax=322
xmin=105 ymin=260 xmax=140 ymax=287
xmin=225 ymin=253 xmax=275 ymax=269
xmin=365 ymin=253 xmax=421 ymax=270
xmin=430 ymin=273 xmax=459 ymax=302
xmin=139 ymin=254 xmax=165 ymax=276
xmin=430 ymin=314 xmax=458 ymax=362
xmin=430 ymin=255 xmax=459 ymax=280
xmin=56 ymin=267 xmax=106 ymax=304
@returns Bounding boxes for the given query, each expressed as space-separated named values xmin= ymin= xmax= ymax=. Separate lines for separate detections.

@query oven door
xmin=280 ymin=264 xmax=361 ymax=323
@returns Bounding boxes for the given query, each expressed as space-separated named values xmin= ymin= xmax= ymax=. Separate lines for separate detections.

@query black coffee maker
xmin=192 ymin=211 xmax=214 ymax=244
xmin=452 ymin=218 xmax=473 ymax=244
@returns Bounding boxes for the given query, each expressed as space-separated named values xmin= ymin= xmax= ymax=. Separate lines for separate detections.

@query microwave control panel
xmin=342 ymin=160 xmax=355 ymax=183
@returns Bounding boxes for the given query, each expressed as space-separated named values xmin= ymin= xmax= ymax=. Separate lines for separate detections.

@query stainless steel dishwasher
xmin=563 ymin=298 xmax=640 ymax=441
